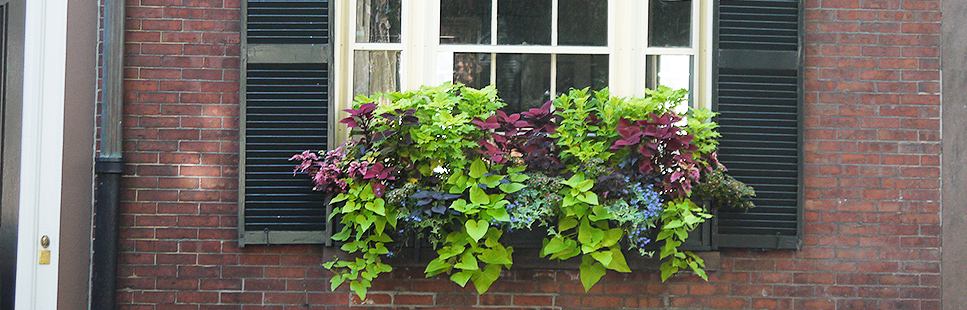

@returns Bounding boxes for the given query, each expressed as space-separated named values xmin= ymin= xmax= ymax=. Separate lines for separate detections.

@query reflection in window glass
xmin=559 ymin=0 xmax=607 ymax=46
xmin=354 ymin=50 xmax=401 ymax=96
xmin=497 ymin=0 xmax=551 ymax=45
xmin=646 ymin=55 xmax=692 ymax=109
xmin=441 ymin=0 xmax=491 ymax=44
xmin=648 ymin=0 xmax=691 ymax=47
xmin=356 ymin=0 xmax=401 ymax=43
xmin=556 ymin=54 xmax=608 ymax=94
xmin=453 ymin=53 xmax=492 ymax=89
xmin=496 ymin=54 xmax=551 ymax=113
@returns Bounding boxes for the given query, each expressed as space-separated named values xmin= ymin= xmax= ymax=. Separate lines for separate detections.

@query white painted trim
xmin=701 ymin=0 xmax=714 ymax=110
xmin=15 ymin=0 xmax=69 ymax=309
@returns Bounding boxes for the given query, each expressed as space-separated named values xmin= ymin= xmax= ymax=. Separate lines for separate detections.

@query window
xmin=337 ymin=0 xmax=709 ymax=116
xmin=239 ymin=0 xmax=803 ymax=250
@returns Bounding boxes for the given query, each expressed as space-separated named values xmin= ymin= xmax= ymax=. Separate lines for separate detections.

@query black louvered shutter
xmin=239 ymin=0 xmax=332 ymax=246
xmin=711 ymin=0 xmax=803 ymax=249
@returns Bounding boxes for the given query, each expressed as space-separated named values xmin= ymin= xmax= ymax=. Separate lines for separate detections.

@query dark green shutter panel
xmin=711 ymin=0 xmax=803 ymax=249
xmin=240 ymin=0 xmax=332 ymax=246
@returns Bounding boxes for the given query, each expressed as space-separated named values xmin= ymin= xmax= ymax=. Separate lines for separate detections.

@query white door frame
xmin=14 ymin=0 xmax=68 ymax=308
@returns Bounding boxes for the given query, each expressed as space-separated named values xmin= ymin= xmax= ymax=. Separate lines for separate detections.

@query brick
xmin=220 ymin=292 xmax=262 ymax=304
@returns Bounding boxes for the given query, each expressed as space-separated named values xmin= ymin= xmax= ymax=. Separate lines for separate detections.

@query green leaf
xmin=438 ymin=246 xmax=465 ymax=260
xmin=660 ymin=239 xmax=681 ymax=259
xmin=577 ymin=219 xmax=593 ymax=246
xmin=373 ymin=218 xmax=386 ymax=235
xmin=371 ymin=198 xmax=387 ymax=215
xmin=330 ymin=275 xmax=345 ymax=291
xmin=590 ymin=250 xmax=613 ymax=266
xmin=330 ymin=193 xmax=349 ymax=204
xmin=555 ymin=239 xmax=581 ymax=260
xmin=601 ymin=228 xmax=623 ymax=248
xmin=479 ymin=246 xmax=513 ymax=265
xmin=508 ymin=173 xmax=529 ymax=182
xmin=450 ymin=199 xmax=471 ymax=213
xmin=465 ymin=219 xmax=489 ymax=242
xmin=454 ymin=251 xmax=479 ymax=270
xmin=605 ymin=247 xmax=631 ymax=273
xmin=580 ymin=191 xmax=599 ymax=205
xmin=562 ymin=195 xmax=577 ymax=208
xmin=450 ymin=271 xmax=472 ymax=287
xmin=588 ymin=204 xmax=610 ymax=221
xmin=343 ymin=200 xmax=359 ymax=212
xmin=674 ymin=229 xmax=688 ymax=241
xmin=491 ymin=207 xmax=511 ymax=222
xmin=425 ymin=256 xmax=451 ymax=276
xmin=470 ymin=186 xmax=490 ymax=205
xmin=469 ymin=159 xmax=486 ymax=178
xmin=359 ymin=184 xmax=375 ymax=200
xmin=357 ymin=214 xmax=372 ymax=233
xmin=664 ymin=220 xmax=684 ymax=230
xmin=579 ymin=257 xmax=607 ymax=292
xmin=660 ymin=261 xmax=679 ymax=282
xmin=559 ymin=218 xmax=579 ymax=232
xmin=481 ymin=175 xmax=504 ymax=187
xmin=331 ymin=226 xmax=351 ymax=241
xmin=576 ymin=179 xmax=594 ymax=192
xmin=498 ymin=182 xmax=526 ymax=193
xmin=374 ymin=262 xmax=392 ymax=273
xmin=562 ymin=173 xmax=585 ymax=188
xmin=541 ymin=237 xmax=566 ymax=257
xmin=470 ymin=264 xmax=501 ymax=294
xmin=693 ymin=264 xmax=708 ymax=280
xmin=350 ymin=280 xmax=369 ymax=301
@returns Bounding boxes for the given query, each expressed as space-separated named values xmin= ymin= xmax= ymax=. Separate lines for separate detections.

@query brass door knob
xmin=40 ymin=235 xmax=50 ymax=248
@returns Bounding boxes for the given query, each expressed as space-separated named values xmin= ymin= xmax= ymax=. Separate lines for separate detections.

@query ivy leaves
xmin=423 ymin=159 xmax=526 ymax=293
xmin=657 ymin=198 xmax=713 ymax=282
xmin=325 ymin=182 xmax=399 ymax=300
xmin=425 ymin=225 xmax=514 ymax=294
xmin=541 ymin=173 xmax=631 ymax=291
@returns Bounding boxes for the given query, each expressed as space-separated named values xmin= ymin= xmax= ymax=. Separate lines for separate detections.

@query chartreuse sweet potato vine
xmin=292 ymin=83 xmax=755 ymax=300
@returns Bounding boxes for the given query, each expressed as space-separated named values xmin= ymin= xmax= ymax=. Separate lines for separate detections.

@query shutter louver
xmin=240 ymin=0 xmax=332 ymax=246
xmin=712 ymin=0 xmax=803 ymax=249
xmin=247 ymin=1 xmax=329 ymax=45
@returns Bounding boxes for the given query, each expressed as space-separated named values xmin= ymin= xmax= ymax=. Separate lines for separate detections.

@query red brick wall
xmin=116 ymin=0 xmax=943 ymax=309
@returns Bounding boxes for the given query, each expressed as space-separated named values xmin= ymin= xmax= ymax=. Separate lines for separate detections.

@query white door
xmin=14 ymin=0 xmax=69 ymax=308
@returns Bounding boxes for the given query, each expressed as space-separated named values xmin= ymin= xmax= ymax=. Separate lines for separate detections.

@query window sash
xmin=337 ymin=0 xmax=710 ymax=129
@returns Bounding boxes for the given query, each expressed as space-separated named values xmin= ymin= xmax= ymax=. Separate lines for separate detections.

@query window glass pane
xmin=441 ymin=0 xmax=491 ymax=44
xmin=559 ymin=0 xmax=607 ymax=46
xmin=356 ymin=0 xmax=401 ymax=43
xmin=453 ymin=53 xmax=492 ymax=89
xmin=646 ymin=54 xmax=692 ymax=110
xmin=354 ymin=50 xmax=401 ymax=96
xmin=496 ymin=53 xmax=551 ymax=113
xmin=497 ymin=0 xmax=551 ymax=45
xmin=648 ymin=0 xmax=691 ymax=47
xmin=556 ymin=54 xmax=608 ymax=94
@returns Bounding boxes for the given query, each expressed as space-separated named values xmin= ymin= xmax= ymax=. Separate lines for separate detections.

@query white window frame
xmin=333 ymin=0 xmax=712 ymax=141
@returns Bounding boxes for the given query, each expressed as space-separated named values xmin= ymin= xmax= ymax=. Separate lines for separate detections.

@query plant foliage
xmin=292 ymin=83 xmax=755 ymax=299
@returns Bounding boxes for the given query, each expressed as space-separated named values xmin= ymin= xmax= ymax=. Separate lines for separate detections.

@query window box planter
xmin=294 ymin=84 xmax=753 ymax=299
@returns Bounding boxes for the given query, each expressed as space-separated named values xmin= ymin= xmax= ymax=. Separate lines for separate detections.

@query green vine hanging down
xmin=291 ymin=83 xmax=755 ymax=299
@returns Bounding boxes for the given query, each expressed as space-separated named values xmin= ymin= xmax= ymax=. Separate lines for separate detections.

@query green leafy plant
xmin=692 ymin=165 xmax=756 ymax=210
xmin=292 ymin=84 xmax=753 ymax=300
xmin=656 ymin=198 xmax=713 ymax=281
